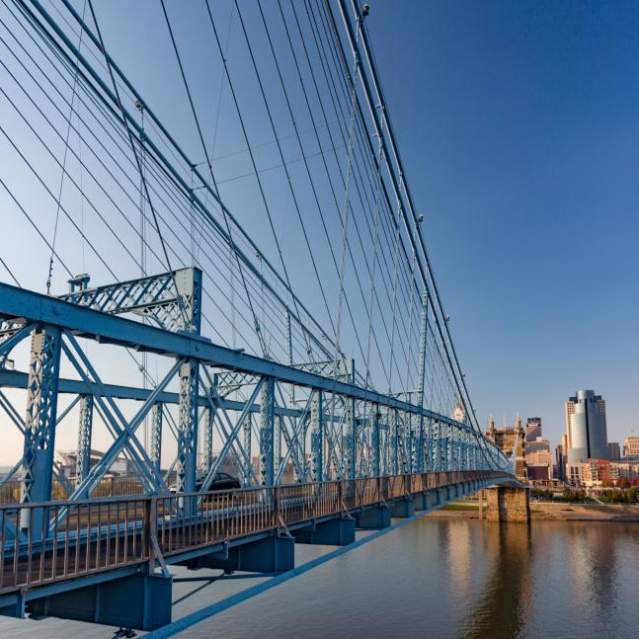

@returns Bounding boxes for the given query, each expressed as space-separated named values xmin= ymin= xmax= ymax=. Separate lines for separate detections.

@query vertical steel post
xmin=310 ymin=390 xmax=324 ymax=482
xmin=438 ymin=422 xmax=446 ymax=471
xmin=344 ymin=397 xmax=356 ymax=479
xmin=151 ymin=402 xmax=163 ymax=476
xmin=20 ymin=326 xmax=62 ymax=533
xmin=416 ymin=290 xmax=429 ymax=472
xmin=177 ymin=360 xmax=199 ymax=495
xmin=397 ymin=410 xmax=409 ymax=474
xmin=371 ymin=403 xmax=381 ymax=477
xmin=260 ymin=377 xmax=275 ymax=486
xmin=204 ymin=402 xmax=214 ymax=474
xmin=76 ymin=394 xmax=94 ymax=486
xmin=243 ymin=414 xmax=253 ymax=486
xmin=409 ymin=413 xmax=417 ymax=474
xmin=426 ymin=418 xmax=434 ymax=471
xmin=391 ymin=408 xmax=399 ymax=475
xmin=175 ymin=267 xmax=201 ymax=500
xmin=275 ymin=414 xmax=284 ymax=480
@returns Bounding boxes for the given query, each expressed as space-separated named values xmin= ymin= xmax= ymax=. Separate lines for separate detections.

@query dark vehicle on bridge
xmin=169 ymin=472 xmax=241 ymax=493
xmin=198 ymin=472 xmax=241 ymax=492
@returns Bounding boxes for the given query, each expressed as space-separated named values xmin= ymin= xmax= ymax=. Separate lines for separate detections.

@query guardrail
xmin=0 ymin=470 xmax=509 ymax=594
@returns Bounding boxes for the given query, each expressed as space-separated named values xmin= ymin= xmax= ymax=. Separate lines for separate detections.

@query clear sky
xmin=364 ymin=0 xmax=639 ymax=446
xmin=1 ymin=0 xmax=638 ymax=464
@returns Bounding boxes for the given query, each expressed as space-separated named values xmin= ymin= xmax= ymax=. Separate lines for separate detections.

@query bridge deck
xmin=0 ymin=471 xmax=509 ymax=599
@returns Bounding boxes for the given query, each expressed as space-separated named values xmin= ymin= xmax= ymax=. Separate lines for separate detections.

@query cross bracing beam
xmin=59 ymin=268 xmax=202 ymax=334
xmin=0 ymin=282 xmax=492 ymax=435
xmin=0 ymin=369 xmax=304 ymax=418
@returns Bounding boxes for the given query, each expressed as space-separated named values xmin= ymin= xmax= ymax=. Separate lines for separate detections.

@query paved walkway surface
xmin=0 ymin=540 xmax=340 ymax=638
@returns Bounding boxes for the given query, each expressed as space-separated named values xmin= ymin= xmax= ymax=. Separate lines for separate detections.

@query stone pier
xmin=483 ymin=485 xmax=530 ymax=523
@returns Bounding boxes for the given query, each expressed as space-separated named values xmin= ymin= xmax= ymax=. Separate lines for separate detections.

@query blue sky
xmin=1 ymin=0 xmax=638 ymax=461
xmin=363 ymin=0 xmax=639 ymax=444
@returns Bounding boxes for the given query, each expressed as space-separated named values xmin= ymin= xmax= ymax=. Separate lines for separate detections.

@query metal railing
xmin=0 ymin=470 xmax=508 ymax=594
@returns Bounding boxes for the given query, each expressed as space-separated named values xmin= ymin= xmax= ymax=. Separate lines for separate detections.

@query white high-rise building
xmin=565 ymin=390 xmax=609 ymax=464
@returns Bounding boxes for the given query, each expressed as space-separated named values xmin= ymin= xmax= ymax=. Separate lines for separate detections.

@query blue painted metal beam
xmin=0 ymin=282 xmax=488 ymax=434
xmin=20 ymin=327 xmax=62 ymax=534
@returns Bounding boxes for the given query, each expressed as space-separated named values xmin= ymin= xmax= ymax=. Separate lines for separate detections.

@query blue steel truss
xmin=0 ymin=274 xmax=511 ymax=526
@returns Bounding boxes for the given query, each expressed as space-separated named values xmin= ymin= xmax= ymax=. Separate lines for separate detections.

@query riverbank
xmin=429 ymin=500 xmax=639 ymax=522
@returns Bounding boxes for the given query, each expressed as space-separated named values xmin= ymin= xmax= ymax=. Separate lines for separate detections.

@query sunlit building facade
xmin=565 ymin=390 xmax=609 ymax=464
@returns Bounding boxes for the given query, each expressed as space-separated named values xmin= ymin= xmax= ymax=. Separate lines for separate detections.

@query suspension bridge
xmin=0 ymin=0 xmax=514 ymax=631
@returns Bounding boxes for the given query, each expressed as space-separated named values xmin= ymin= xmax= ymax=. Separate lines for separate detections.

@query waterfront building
xmin=564 ymin=390 xmax=609 ymax=464
xmin=526 ymin=417 xmax=542 ymax=442
xmin=526 ymin=437 xmax=552 ymax=480
xmin=623 ymin=434 xmax=639 ymax=460
xmin=565 ymin=459 xmax=639 ymax=488
xmin=486 ymin=416 xmax=526 ymax=479
xmin=608 ymin=442 xmax=621 ymax=460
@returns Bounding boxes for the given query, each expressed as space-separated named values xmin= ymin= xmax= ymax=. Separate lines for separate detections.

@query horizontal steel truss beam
xmin=58 ymin=267 xmax=202 ymax=334
xmin=0 ymin=369 xmax=303 ymax=419
xmin=0 ymin=282 xmax=494 ymax=439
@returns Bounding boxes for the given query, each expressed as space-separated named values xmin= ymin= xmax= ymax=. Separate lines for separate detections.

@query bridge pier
xmin=391 ymin=498 xmax=415 ymax=518
xmin=412 ymin=492 xmax=428 ymax=511
xmin=483 ymin=486 xmax=530 ymax=523
xmin=27 ymin=570 xmax=172 ymax=631
xmin=355 ymin=504 xmax=391 ymax=530
xmin=182 ymin=534 xmax=295 ymax=574
xmin=293 ymin=517 xmax=355 ymax=546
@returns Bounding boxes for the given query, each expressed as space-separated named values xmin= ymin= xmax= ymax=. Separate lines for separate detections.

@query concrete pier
xmin=483 ymin=486 xmax=530 ymax=523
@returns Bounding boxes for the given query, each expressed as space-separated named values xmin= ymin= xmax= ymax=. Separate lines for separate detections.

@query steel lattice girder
xmin=0 ymin=282 xmax=511 ymax=480
xmin=0 ymin=282 xmax=485 ymax=431
xmin=59 ymin=268 xmax=202 ymax=334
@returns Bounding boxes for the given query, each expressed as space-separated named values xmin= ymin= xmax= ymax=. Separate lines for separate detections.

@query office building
xmin=623 ymin=434 xmax=639 ymax=461
xmin=526 ymin=417 xmax=542 ymax=442
xmin=526 ymin=436 xmax=552 ymax=481
xmin=608 ymin=442 xmax=621 ymax=461
xmin=565 ymin=390 xmax=609 ymax=464
xmin=555 ymin=443 xmax=565 ymax=480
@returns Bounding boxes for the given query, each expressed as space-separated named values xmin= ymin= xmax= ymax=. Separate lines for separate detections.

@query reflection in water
xmin=168 ymin=518 xmax=639 ymax=639
xmin=459 ymin=523 xmax=531 ymax=639
xmin=446 ymin=520 xmax=473 ymax=601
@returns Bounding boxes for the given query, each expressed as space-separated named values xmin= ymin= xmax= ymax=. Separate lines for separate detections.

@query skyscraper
xmin=565 ymin=390 xmax=609 ymax=463
xmin=608 ymin=442 xmax=621 ymax=460
xmin=525 ymin=417 xmax=542 ymax=442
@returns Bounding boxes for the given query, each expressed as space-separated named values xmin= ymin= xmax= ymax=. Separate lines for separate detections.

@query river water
xmin=1 ymin=516 xmax=638 ymax=638
xmin=177 ymin=516 xmax=639 ymax=639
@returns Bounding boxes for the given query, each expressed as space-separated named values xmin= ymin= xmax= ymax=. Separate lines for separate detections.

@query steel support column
xmin=20 ymin=326 xmax=62 ymax=531
xmin=310 ymin=390 xmax=324 ymax=482
xmin=259 ymin=377 xmax=275 ymax=486
xmin=151 ymin=402 xmax=163 ymax=475
xmin=416 ymin=291 xmax=428 ymax=472
xmin=204 ymin=402 xmax=214 ymax=475
xmin=371 ymin=404 xmax=380 ymax=477
xmin=76 ymin=394 xmax=94 ymax=486
xmin=344 ymin=397 xmax=356 ymax=479
xmin=176 ymin=360 xmax=199 ymax=494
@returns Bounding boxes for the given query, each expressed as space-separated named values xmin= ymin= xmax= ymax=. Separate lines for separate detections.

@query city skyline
xmin=0 ymin=2 xmax=637 ymax=637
